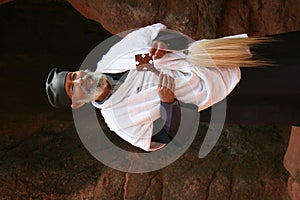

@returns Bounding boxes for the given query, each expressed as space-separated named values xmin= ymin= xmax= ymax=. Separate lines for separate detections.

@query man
xmin=46 ymin=23 xmax=241 ymax=151
xmin=46 ymin=23 xmax=300 ymax=151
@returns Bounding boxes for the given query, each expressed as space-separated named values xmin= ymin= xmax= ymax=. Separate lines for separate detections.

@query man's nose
xmin=73 ymin=77 xmax=83 ymax=86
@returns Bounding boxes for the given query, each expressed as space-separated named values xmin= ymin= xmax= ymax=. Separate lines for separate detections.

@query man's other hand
xmin=158 ymin=73 xmax=175 ymax=103
xmin=150 ymin=40 xmax=168 ymax=59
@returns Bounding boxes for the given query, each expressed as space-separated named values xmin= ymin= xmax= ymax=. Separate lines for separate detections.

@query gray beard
xmin=75 ymin=70 xmax=107 ymax=103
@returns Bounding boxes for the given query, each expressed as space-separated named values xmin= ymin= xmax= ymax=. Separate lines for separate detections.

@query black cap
xmin=45 ymin=68 xmax=71 ymax=108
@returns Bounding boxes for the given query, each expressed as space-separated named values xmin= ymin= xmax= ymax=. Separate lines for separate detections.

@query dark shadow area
xmin=0 ymin=0 xmax=111 ymax=136
xmin=0 ymin=0 xmax=112 ymax=198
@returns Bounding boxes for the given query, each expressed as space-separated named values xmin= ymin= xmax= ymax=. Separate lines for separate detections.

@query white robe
xmin=92 ymin=23 xmax=242 ymax=151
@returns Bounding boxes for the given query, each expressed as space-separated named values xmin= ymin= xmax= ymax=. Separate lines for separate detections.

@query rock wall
xmin=1 ymin=0 xmax=299 ymax=40
xmin=284 ymin=126 xmax=300 ymax=200
xmin=0 ymin=0 xmax=12 ymax=5
xmin=0 ymin=121 xmax=291 ymax=199
xmin=66 ymin=0 xmax=300 ymax=38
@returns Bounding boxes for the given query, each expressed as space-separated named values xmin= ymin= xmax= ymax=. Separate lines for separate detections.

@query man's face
xmin=64 ymin=70 xmax=107 ymax=108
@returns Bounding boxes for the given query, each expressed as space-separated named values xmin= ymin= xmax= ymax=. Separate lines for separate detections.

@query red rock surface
xmin=66 ymin=0 xmax=300 ymax=38
xmin=1 ymin=0 xmax=299 ymax=38
xmin=284 ymin=126 xmax=300 ymax=200
xmin=0 ymin=122 xmax=291 ymax=199
xmin=0 ymin=0 xmax=12 ymax=5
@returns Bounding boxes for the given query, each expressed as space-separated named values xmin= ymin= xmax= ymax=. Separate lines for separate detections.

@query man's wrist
xmin=161 ymin=99 xmax=179 ymax=106
xmin=155 ymin=40 xmax=170 ymax=50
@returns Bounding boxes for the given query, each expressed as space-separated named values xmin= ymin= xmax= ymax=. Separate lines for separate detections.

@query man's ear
xmin=71 ymin=102 xmax=85 ymax=109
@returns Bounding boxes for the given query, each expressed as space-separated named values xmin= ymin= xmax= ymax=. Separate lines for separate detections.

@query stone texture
xmin=287 ymin=176 xmax=300 ymax=200
xmin=93 ymin=168 xmax=126 ymax=199
xmin=0 ymin=0 xmax=12 ymax=6
xmin=284 ymin=126 xmax=300 ymax=178
xmin=284 ymin=126 xmax=300 ymax=200
xmin=66 ymin=0 xmax=300 ymax=38
xmin=122 ymin=172 xmax=162 ymax=200
xmin=218 ymin=0 xmax=300 ymax=36
xmin=0 ymin=123 xmax=291 ymax=199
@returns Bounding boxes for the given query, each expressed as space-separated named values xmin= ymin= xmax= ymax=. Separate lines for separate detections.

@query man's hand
xmin=158 ymin=73 xmax=175 ymax=103
xmin=149 ymin=40 xmax=168 ymax=59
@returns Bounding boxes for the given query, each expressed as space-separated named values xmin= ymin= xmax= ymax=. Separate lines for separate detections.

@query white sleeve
xmin=172 ymin=66 xmax=241 ymax=112
xmin=193 ymin=67 xmax=241 ymax=112
xmin=96 ymin=23 xmax=167 ymax=74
